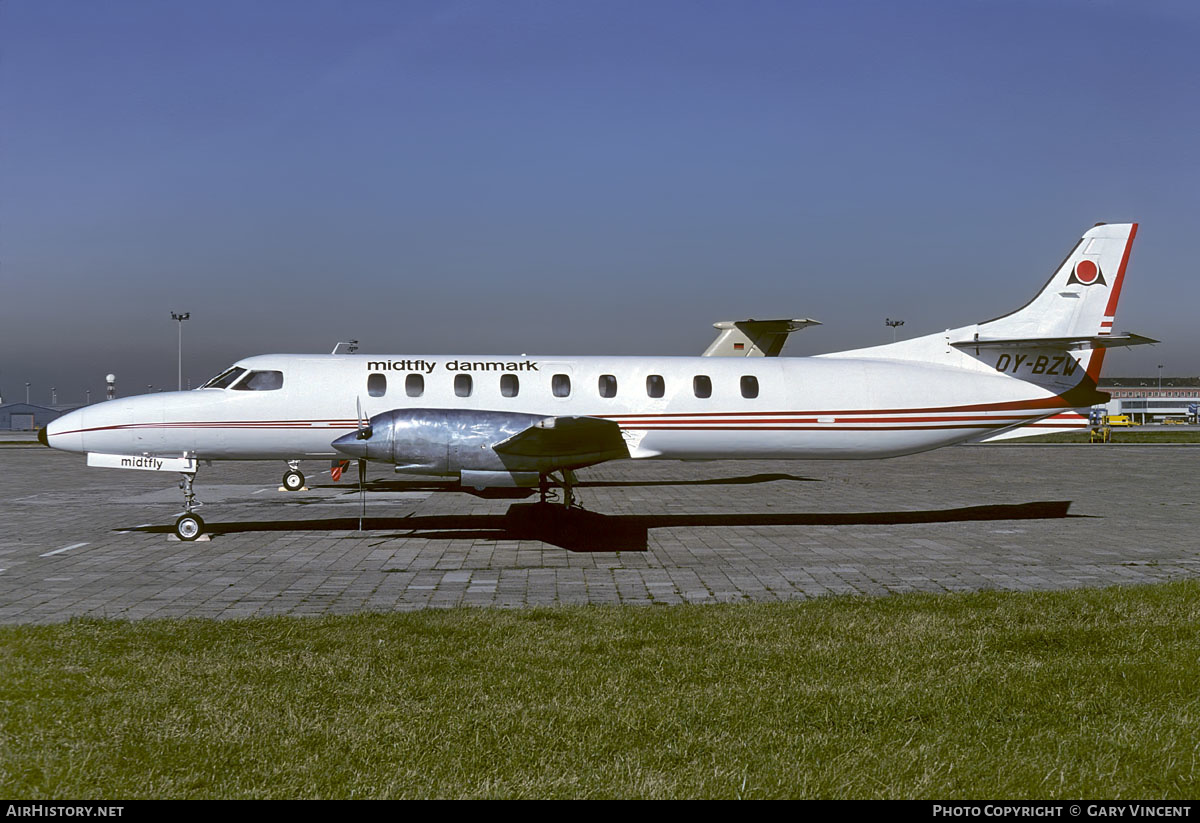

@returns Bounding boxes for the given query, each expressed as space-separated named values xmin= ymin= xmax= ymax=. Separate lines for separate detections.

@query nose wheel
xmin=175 ymin=512 xmax=205 ymax=541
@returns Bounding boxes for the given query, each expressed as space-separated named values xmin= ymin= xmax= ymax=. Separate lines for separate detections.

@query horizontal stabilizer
xmin=704 ymin=318 xmax=821 ymax=357
xmin=494 ymin=416 xmax=630 ymax=464
xmin=950 ymin=333 xmax=1158 ymax=352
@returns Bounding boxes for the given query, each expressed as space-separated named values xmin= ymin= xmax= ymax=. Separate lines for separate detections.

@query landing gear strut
xmin=174 ymin=470 xmax=205 ymax=541
xmin=282 ymin=461 xmax=305 ymax=492
xmin=539 ymin=469 xmax=581 ymax=508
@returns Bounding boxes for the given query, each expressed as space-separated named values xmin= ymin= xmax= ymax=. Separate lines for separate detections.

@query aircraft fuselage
xmin=46 ymin=351 xmax=1086 ymax=464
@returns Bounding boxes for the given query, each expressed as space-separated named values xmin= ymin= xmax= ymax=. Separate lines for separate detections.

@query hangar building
xmin=0 ymin=403 xmax=80 ymax=431
xmin=1097 ymin=377 xmax=1200 ymax=423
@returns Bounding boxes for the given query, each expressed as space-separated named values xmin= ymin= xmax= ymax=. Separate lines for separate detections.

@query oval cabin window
xmin=455 ymin=374 xmax=473 ymax=397
xmin=406 ymin=374 xmax=424 ymax=397
xmin=598 ymin=374 xmax=617 ymax=398
xmin=367 ymin=373 xmax=387 ymax=398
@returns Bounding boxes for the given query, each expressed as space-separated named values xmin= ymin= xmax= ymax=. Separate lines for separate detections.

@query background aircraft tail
xmin=702 ymin=318 xmax=821 ymax=357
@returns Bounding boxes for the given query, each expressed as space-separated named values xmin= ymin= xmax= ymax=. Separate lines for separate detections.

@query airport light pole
xmin=172 ymin=312 xmax=190 ymax=391
xmin=886 ymin=318 xmax=905 ymax=342
xmin=25 ymin=382 xmax=30 ymax=404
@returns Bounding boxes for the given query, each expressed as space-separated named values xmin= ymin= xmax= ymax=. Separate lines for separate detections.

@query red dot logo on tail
xmin=1068 ymin=258 xmax=1105 ymax=286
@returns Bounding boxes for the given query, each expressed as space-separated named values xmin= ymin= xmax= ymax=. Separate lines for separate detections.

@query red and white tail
xmin=978 ymin=222 xmax=1138 ymax=343
xmin=822 ymin=223 xmax=1145 ymax=383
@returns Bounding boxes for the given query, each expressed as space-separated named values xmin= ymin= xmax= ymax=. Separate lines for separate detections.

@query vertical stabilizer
xmin=977 ymin=223 xmax=1137 ymax=342
xmin=819 ymin=222 xmax=1141 ymax=382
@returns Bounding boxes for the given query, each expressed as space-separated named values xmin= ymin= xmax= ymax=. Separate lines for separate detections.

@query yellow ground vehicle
xmin=1163 ymin=417 xmax=1188 ymax=425
xmin=1106 ymin=414 xmax=1135 ymax=427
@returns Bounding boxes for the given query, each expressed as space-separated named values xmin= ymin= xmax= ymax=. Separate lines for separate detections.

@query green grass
xmin=1004 ymin=429 xmax=1200 ymax=444
xmin=2 ymin=583 xmax=1199 ymax=798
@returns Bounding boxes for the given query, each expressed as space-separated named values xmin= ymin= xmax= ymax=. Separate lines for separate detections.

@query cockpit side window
xmin=231 ymin=370 xmax=284 ymax=391
xmin=201 ymin=366 xmax=247 ymax=389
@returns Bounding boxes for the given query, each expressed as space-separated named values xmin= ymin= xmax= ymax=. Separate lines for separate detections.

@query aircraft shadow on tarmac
xmin=308 ymin=471 xmax=822 ymax=500
xmin=125 ymin=500 xmax=1080 ymax=553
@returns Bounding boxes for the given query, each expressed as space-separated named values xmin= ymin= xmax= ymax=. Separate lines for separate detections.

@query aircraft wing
xmin=949 ymin=333 xmax=1157 ymax=351
xmin=703 ymin=318 xmax=821 ymax=357
xmin=494 ymin=416 xmax=631 ymax=467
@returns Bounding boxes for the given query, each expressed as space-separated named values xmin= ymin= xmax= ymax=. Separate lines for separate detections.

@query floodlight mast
xmin=172 ymin=312 xmax=190 ymax=391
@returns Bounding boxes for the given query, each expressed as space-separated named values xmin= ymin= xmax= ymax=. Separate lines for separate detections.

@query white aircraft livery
xmin=43 ymin=223 xmax=1151 ymax=540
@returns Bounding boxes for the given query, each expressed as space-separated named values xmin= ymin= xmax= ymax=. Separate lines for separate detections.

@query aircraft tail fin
xmin=967 ymin=222 xmax=1141 ymax=384
xmin=819 ymin=223 xmax=1143 ymax=387
xmin=976 ymin=222 xmax=1138 ymax=343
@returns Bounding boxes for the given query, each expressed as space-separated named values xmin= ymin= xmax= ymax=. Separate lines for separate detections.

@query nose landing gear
xmin=174 ymin=470 xmax=205 ymax=541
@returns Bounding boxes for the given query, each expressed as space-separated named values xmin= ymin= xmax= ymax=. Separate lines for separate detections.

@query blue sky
xmin=2 ymin=0 xmax=1197 ymax=403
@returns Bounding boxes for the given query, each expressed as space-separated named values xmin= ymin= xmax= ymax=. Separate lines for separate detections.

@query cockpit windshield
xmin=200 ymin=366 xmax=247 ymax=389
xmin=232 ymin=370 xmax=284 ymax=391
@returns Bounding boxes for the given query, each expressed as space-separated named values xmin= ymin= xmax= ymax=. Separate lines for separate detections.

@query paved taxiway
xmin=1 ymin=445 xmax=1197 ymax=622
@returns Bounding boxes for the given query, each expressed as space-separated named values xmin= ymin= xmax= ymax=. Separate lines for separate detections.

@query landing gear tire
xmin=175 ymin=513 xmax=205 ymax=541
xmin=283 ymin=469 xmax=305 ymax=491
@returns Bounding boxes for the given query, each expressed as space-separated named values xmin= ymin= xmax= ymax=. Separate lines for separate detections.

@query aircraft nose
xmin=44 ymin=407 xmax=86 ymax=453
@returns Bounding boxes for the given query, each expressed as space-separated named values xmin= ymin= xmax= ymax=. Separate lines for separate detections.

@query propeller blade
xmin=355 ymin=398 xmax=371 ymax=440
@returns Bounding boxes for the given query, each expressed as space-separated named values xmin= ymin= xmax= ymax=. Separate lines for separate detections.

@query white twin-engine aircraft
xmin=44 ymin=223 xmax=1152 ymax=540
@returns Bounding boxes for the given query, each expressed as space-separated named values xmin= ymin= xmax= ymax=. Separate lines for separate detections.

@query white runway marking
xmin=40 ymin=542 xmax=88 ymax=558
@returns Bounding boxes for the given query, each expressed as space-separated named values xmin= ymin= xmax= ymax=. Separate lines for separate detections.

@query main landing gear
xmin=282 ymin=460 xmax=305 ymax=492
xmin=174 ymin=470 xmax=205 ymax=541
xmin=538 ymin=469 xmax=581 ymax=508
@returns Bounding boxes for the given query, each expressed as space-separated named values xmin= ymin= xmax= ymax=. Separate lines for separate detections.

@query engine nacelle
xmin=332 ymin=408 xmax=551 ymax=477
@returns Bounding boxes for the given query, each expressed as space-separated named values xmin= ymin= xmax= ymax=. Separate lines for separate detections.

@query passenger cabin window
xmin=693 ymin=375 xmax=712 ymax=399
xmin=552 ymin=374 xmax=571 ymax=398
xmin=598 ymin=374 xmax=617 ymax=398
xmin=406 ymin=374 xmax=424 ymax=397
xmin=741 ymin=375 xmax=759 ymax=399
xmin=367 ymin=373 xmax=387 ymax=398
xmin=202 ymin=366 xmax=246 ymax=389
xmin=232 ymin=370 xmax=284 ymax=391
xmin=647 ymin=375 xmax=665 ymax=398
xmin=454 ymin=374 xmax=473 ymax=397
xmin=501 ymin=374 xmax=519 ymax=397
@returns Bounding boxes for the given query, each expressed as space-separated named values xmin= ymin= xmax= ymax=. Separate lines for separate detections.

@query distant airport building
xmin=1097 ymin=377 xmax=1200 ymax=423
xmin=0 ymin=403 xmax=80 ymax=431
